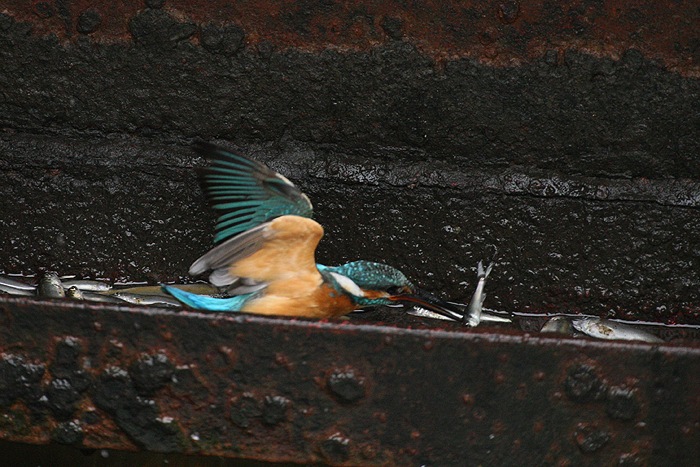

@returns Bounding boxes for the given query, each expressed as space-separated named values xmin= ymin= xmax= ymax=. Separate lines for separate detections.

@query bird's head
xmin=322 ymin=261 xmax=461 ymax=320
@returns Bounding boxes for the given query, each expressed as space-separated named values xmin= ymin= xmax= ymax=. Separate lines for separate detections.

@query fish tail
xmin=477 ymin=260 xmax=493 ymax=280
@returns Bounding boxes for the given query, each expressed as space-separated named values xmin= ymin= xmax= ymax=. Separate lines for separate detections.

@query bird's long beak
xmin=390 ymin=288 xmax=464 ymax=322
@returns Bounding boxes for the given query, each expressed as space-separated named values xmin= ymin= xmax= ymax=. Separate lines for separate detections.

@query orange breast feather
xmin=242 ymin=275 xmax=356 ymax=317
xmin=230 ymin=216 xmax=323 ymax=282
xmin=232 ymin=216 xmax=355 ymax=317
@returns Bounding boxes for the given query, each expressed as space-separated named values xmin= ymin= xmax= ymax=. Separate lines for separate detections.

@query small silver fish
xmin=0 ymin=275 xmax=36 ymax=291
xmin=540 ymin=316 xmax=574 ymax=335
xmin=65 ymin=286 xmax=85 ymax=300
xmin=407 ymin=307 xmax=455 ymax=321
xmin=572 ymin=318 xmax=663 ymax=343
xmin=463 ymin=260 xmax=493 ymax=327
xmin=82 ymin=292 xmax=129 ymax=304
xmin=479 ymin=311 xmax=512 ymax=323
xmin=0 ymin=283 xmax=35 ymax=296
xmin=409 ymin=306 xmax=512 ymax=324
xmin=62 ymin=279 xmax=112 ymax=292
xmin=37 ymin=272 xmax=65 ymax=298
xmin=112 ymin=292 xmax=182 ymax=307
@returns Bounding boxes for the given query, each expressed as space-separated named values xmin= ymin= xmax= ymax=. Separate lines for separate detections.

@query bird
xmin=163 ymin=143 xmax=461 ymax=320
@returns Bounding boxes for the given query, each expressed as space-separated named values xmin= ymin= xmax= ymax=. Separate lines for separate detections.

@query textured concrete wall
xmin=0 ymin=6 xmax=698 ymax=174
xmin=1 ymin=3 xmax=699 ymax=323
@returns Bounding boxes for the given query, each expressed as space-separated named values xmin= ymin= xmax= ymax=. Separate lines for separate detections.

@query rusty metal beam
xmin=0 ymin=296 xmax=697 ymax=465
xmin=2 ymin=1 xmax=697 ymax=75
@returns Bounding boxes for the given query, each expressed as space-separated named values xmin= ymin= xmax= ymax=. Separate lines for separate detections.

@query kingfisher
xmin=163 ymin=143 xmax=461 ymax=320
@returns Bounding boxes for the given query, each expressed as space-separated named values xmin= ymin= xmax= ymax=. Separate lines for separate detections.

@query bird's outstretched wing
xmin=195 ymin=143 xmax=313 ymax=245
xmin=190 ymin=215 xmax=324 ymax=288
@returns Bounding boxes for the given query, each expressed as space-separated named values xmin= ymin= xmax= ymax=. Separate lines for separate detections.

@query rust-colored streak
xmin=3 ymin=0 xmax=698 ymax=75
xmin=0 ymin=296 xmax=698 ymax=464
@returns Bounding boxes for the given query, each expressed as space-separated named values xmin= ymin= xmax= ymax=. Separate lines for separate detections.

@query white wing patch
xmin=330 ymin=272 xmax=364 ymax=298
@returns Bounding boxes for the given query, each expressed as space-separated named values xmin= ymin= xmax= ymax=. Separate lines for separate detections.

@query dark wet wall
xmin=1 ymin=2 xmax=698 ymax=321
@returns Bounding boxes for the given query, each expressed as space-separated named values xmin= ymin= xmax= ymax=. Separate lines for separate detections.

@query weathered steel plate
xmin=0 ymin=296 xmax=697 ymax=465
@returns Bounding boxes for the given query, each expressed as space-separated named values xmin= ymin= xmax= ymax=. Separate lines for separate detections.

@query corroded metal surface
xmin=2 ymin=1 xmax=697 ymax=75
xmin=0 ymin=296 xmax=697 ymax=465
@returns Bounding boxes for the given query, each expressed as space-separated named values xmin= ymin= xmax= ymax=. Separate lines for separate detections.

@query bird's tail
xmin=161 ymin=285 xmax=249 ymax=312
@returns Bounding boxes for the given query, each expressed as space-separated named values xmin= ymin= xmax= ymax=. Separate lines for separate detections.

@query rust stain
xmin=2 ymin=0 xmax=698 ymax=75
xmin=1 ymin=296 xmax=697 ymax=464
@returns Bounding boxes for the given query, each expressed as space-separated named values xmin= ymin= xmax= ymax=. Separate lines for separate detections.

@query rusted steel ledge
xmin=3 ymin=0 xmax=698 ymax=76
xmin=0 ymin=296 xmax=697 ymax=465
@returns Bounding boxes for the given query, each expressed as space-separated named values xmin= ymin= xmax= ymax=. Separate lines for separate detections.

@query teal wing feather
xmin=195 ymin=143 xmax=313 ymax=244
xmin=162 ymin=285 xmax=252 ymax=312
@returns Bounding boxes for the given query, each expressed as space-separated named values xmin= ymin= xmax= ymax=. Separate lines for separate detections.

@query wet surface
xmin=1 ymin=2 xmax=698 ymax=326
xmin=1 ymin=135 xmax=699 ymax=324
